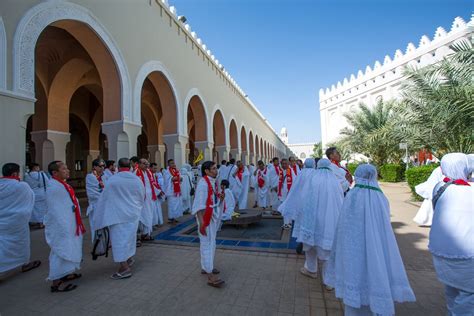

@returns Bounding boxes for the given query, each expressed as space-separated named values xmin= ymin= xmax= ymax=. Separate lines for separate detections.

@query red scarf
xmin=443 ymin=177 xmax=470 ymax=186
xmin=291 ymin=164 xmax=298 ymax=175
xmin=153 ymin=173 xmax=163 ymax=191
xmin=257 ymin=168 xmax=267 ymax=188
xmin=286 ymin=168 xmax=293 ymax=191
xmin=222 ymin=188 xmax=227 ymax=213
xmin=118 ymin=167 xmax=130 ymax=172
xmin=201 ymin=176 xmax=218 ymax=234
xmin=236 ymin=166 xmax=243 ymax=182
xmin=93 ymin=171 xmax=104 ymax=189
xmin=1 ymin=176 xmax=20 ymax=181
xmin=136 ymin=169 xmax=157 ymax=201
xmin=169 ymin=167 xmax=181 ymax=196
xmin=277 ymin=167 xmax=285 ymax=197
xmin=331 ymin=160 xmax=353 ymax=184
xmin=52 ymin=177 xmax=85 ymax=236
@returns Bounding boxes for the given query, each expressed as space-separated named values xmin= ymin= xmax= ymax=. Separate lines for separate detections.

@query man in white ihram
xmin=192 ymin=161 xmax=225 ymax=288
xmin=94 ymin=158 xmax=145 ymax=279
xmin=46 ymin=160 xmax=84 ymax=292
xmin=0 ymin=163 xmax=41 ymax=275
xmin=266 ymin=157 xmax=281 ymax=210
xmin=24 ymin=162 xmax=49 ymax=228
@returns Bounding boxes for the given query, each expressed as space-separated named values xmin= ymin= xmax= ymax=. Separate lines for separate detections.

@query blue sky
xmin=171 ymin=0 xmax=472 ymax=143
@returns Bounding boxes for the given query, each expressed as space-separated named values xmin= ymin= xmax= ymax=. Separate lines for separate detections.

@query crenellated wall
xmin=319 ymin=15 xmax=474 ymax=147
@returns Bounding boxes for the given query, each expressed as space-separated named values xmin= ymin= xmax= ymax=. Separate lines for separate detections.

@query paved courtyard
xmin=0 ymin=183 xmax=445 ymax=315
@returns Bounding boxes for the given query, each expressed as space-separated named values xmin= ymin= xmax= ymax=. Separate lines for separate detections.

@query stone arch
xmin=212 ymin=109 xmax=226 ymax=146
xmin=186 ymin=94 xmax=208 ymax=163
xmin=229 ymin=119 xmax=238 ymax=150
xmin=134 ymin=61 xmax=181 ymax=128
xmin=255 ymin=135 xmax=260 ymax=159
xmin=0 ymin=17 xmax=6 ymax=89
xmin=240 ymin=125 xmax=248 ymax=153
xmin=13 ymin=1 xmax=131 ymax=121
xmin=184 ymin=88 xmax=209 ymax=141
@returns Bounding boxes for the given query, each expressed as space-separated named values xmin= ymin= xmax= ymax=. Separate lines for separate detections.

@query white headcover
xmin=415 ymin=166 xmax=444 ymax=199
xmin=468 ymin=154 xmax=474 ymax=174
xmin=292 ymin=158 xmax=343 ymax=250
xmin=441 ymin=153 xmax=469 ymax=180
xmin=324 ymin=164 xmax=415 ymax=314
xmin=429 ymin=153 xmax=474 ymax=259
xmin=277 ymin=159 xmax=316 ymax=220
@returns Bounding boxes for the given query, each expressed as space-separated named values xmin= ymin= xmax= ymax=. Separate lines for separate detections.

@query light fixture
xmin=178 ymin=15 xmax=187 ymax=23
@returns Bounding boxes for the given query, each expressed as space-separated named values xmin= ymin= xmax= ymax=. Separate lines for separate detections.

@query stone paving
xmin=0 ymin=183 xmax=446 ymax=315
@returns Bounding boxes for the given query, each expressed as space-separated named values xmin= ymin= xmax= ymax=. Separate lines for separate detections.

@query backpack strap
xmin=432 ymin=181 xmax=453 ymax=210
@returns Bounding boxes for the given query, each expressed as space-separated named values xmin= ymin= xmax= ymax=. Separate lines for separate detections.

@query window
xmin=300 ymin=153 xmax=306 ymax=159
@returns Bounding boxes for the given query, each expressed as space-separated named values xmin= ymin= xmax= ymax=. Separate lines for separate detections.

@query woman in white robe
xmin=45 ymin=171 xmax=83 ymax=290
xmin=413 ymin=166 xmax=444 ymax=226
xmin=278 ymin=158 xmax=315 ymax=223
xmin=24 ymin=167 xmax=49 ymax=225
xmin=180 ymin=164 xmax=194 ymax=213
xmin=0 ymin=176 xmax=36 ymax=273
xmin=293 ymin=159 xmax=343 ymax=281
xmin=429 ymin=153 xmax=474 ymax=315
xmin=324 ymin=164 xmax=415 ymax=315
xmin=94 ymin=167 xmax=145 ymax=279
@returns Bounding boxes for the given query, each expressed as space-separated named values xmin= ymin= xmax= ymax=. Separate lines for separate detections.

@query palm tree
xmin=395 ymin=39 xmax=474 ymax=156
xmin=312 ymin=141 xmax=323 ymax=158
xmin=339 ymin=99 xmax=402 ymax=166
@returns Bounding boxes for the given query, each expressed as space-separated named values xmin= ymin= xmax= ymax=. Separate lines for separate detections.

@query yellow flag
xmin=193 ymin=150 xmax=204 ymax=165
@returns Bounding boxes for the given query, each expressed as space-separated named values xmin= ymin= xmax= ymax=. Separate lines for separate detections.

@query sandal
xmin=111 ymin=270 xmax=132 ymax=280
xmin=207 ymin=279 xmax=225 ymax=288
xmin=21 ymin=260 xmax=41 ymax=272
xmin=142 ymin=236 xmax=154 ymax=242
xmin=127 ymin=258 xmax=135 ymax=267
xmin=60 ymin=273 xmax=82 ymax=282
xmin=201 ymin=268 xmax=220 ymax=275
xmin=300 ymin=267 xmax=318 ymax=279
xmin=51 ymin=281 xmax=77 ymax=293
xmin=136 ymin=240 xmax=142 ymax=248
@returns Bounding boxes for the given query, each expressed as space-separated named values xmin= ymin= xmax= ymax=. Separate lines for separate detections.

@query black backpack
xmin=91 ymin=227 xmax=110 ymax=260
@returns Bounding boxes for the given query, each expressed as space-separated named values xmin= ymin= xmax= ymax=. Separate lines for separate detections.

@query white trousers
xmin=303 ymin=244 xmax=331 ymax=281
xmin=197 ymin=218 xmax=218 ymax=273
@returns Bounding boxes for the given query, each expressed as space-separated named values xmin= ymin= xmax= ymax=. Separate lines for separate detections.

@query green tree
xmin=312 ymin=141 xmax=323 ymax=158
xmin=339 ymin=99 xmax=402 ymax=166
xmin=395 ymin=39 xmax=474 ymax=156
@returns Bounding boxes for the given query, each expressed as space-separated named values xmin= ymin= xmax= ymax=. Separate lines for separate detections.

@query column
xmin=194 ymin=141 xmax=213 ymax=162
xmin=162 ymin=134 xmax=188 ymax=167
xmin=230 ymin=148 xmax=241 ymax=161
xmin=101 ymin=120 xmax=141 ymax=161
xmin=157 ymin=144 xmax=166 ymax=168
xmin=31 ymin=130 xmax=71 ymax=171
xmin=85 ymin=149 xmax=101 ymax=173
xmin=215 ymin=145 xmax=230 ymax=162
xmin=0 ymin=93 xmax=35 ymax=174
xmin=147 ymin=144 xmax=160 ymax=163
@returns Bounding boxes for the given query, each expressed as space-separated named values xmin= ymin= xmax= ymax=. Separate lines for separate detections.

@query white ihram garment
xmin=413 ymin=166 xmax=443 ymax=226
xmin=328 ymin=162 xmax=350 ymax=193
xmin=221 ymin=188 xmax=236 ymax=221
xmin=237 ymin=167 xmax=250 ymax=209
xmin=254 ymin=168 xmax=269 ymax=208
xmin=24 ymin=171 xmax=48 ymax=223
xmin=0 ymin=179 xmax=34 ymax=273
xmin=266 ymin=164 xmax=281 ymax=209
xmin=45 ymin=180 xmax=83 ymax=280
xmin=248 ymin=165 xmax=256 ymax=189
xmin=137 ymin=171 xmax=155 ymax=235
xmin=103 ymin=169 xmax=115 ymax=181
xmin=224 ymin=164 xmax=240 ymax=200
xmin=192 ymin=177 xmax=222 ymax=273
xmin=94 ymin=171 xmax=144 ymax=262
xmin=278 ymin=159 xmax=315 ymax=222
xmin=428 ymin=153 xmax=474 ymax=316
xmin=277 ymin=167 xmax=296 ymax=225
xmin=180 ymin=166 xmax=193 ymax=212
xmin=324 ymin=164 xmax=415 ymax=315
xmin=163 ymin=168 xmax=184 ymax=219
xmin=85 ymin=173 xmax=103 ymax=240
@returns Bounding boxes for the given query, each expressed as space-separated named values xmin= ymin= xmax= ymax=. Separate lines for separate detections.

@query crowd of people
xmin=0 ymin=148 xmax=472 ymax=315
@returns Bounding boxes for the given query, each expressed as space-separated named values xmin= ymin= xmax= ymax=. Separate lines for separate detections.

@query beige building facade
xmin=319 ymin=16 xmax=473 ymax=147
xmin=0 ymin=0 xmax=292 ymax=179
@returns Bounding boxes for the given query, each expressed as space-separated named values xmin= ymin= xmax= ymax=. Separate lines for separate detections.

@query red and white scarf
xmin=236 ymin=166 xmax=244 ymax=182
xmin=257 ymin=168 xmax=267 ymax=188
xmin=291 ymin=164 xmax=298 ymax=176
xmin=201 ymin=176 xmax=219 ymax=233
xmin=92 ymin=170 xmax=104 ymax=189
xmin=331 ymin=160 xmax=353 ymax=184
xmin=136 ymin=168 xmax=157 ymax=201
xmin=278 ymin=168 xmax=293 ymax=197
xmin=443 ymin=177 xmax=470 ymax=186
xmin=52 ymin=177 xmax=85 ymax=236
xmin=1 ymin=176 xmax=20 ymax=181
xmin=169 ymin=167 xmax=181 ymax=196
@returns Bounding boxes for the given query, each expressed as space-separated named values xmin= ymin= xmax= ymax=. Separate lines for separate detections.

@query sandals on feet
xmin=60 ymin=273 xmax=82 ymax=282
xmin=111 ymin=270 xmax=132 ymax=280
xmin=201 ymin=268 xmax=220 ymax=275
xmin=136 ymin=240 xmax=142 ymax=247
xmin=207 ymin=279 xmax=225 ymax=288
xmin=300 ymin=267 xmax=318 ymax=279
xmin=21 ymin=260 xmax=41 ymax=273
xmin=51 ymin=281 xmax=77 ymax=293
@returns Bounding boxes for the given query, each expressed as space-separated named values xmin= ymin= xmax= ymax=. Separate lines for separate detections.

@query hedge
xmin=347 ymin=163 xmax=359 ymax=175
xmin=379 ymin=164 xmax=405 ymax=182
xmin=405 ymin=164 xmax=439 ymax=200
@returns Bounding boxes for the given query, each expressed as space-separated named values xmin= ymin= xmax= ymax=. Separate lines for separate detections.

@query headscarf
xmin=440 ymin=153 xmax=469 ymax=181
